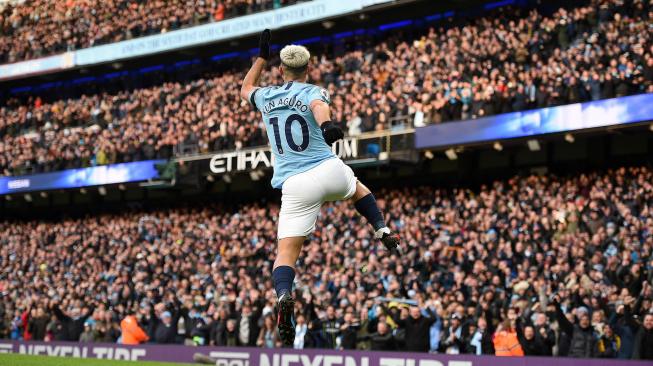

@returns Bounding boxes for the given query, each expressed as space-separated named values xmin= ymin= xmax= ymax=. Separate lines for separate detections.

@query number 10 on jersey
xmin=269 ymin=114 xmax=310 ymax=154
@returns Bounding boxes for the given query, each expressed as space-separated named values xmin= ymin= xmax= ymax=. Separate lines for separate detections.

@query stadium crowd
xmin=1 ymin=0 xmax=652 ymax=176
xmin=1 ymin=166 xmax=652 ymax=359
xmin=0 ymin=0 xmax=305 ymax=63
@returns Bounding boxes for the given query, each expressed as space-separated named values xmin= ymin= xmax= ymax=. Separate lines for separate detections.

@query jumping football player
xmin=240 ymin=29 xmax=401 ymax=346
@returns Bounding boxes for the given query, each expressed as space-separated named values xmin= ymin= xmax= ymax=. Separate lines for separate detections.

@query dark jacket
xmin=232 ymin=299 xmax=264 ymax=347
xmin=52 ymin=305 xmax=94 ymax=342
xmin=210 ymin=319 xmax=232 ymax=346
xmin=394 ymin=309 xmax=438 ymax=352
xmin=368 ymin=332 xmax=398 ymax=351
xmin=632 ymin=327 xmax=653 ymax=360
xmin=340 ymin=323 xmax=361 ymax=350
xmin=609 ymin=306 xmax=638 ymax=359
xmin=148 ymin=303 xmax=186 ymax=344
xmin=152 ymin=321 xmax=179 ymax=344
xmin=28 ymin=316 xmax=49 ymax=341
xmin=439 ymin=325 xmax=465 ymax=353
xmin=534 ymin=325 xmax=555 ymax=356
xmin=516 ymin=320 xmax=548 ymax=356
xmin=235 ymin=314 xmax=262 ymax=347
xmin=555 ymin=304 xmax=596 ymax=358
xmin=189 ymin=316 xmax=211 ymax=344
xmin=321 ymin=317 xmax=341 ymax=349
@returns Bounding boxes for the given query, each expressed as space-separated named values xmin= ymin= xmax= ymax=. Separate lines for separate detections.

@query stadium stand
xmin=0 ymin=0 xmax=306 ymax=63
xmin=1 ymin=166 xmax=652 ymax=357
xmin=1 ymin=0 xmax=652 ymax=361
xmin=0 ymin=0 xmax=651 ymax=176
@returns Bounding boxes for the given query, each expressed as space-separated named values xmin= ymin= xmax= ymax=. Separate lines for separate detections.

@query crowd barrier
xmin=0 ymin=340 xmax=649 ymax=365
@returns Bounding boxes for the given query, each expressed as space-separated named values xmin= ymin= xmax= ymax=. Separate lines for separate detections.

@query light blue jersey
xmin=249 ymin=81 xmax=336 ymax=189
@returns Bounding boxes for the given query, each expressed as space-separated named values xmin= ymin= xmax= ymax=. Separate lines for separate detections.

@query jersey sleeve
xmin=248 ymin=87 xmax=266 ymax=110
xmin=304 ymin=86 xmax=331 ymax=106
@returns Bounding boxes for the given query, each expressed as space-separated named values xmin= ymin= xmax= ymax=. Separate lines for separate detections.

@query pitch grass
xmin=0 ymin=353 xmax=198 ymax=366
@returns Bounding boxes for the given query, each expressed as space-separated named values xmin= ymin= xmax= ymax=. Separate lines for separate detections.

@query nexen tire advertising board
xmin=0 ymin=340 xmax=647 ymax=366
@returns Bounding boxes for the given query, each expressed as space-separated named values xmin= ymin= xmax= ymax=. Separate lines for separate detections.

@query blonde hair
xmin=280 ymin=45 xmax=310 ymax=69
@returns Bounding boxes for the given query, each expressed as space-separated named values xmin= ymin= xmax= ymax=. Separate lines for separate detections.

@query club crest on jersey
xmin=320 ymin=88 xmax=330 ymax=103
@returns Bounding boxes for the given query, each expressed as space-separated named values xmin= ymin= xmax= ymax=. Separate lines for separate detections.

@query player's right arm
xmin=240 ymin=29 xmax=271 ymax=105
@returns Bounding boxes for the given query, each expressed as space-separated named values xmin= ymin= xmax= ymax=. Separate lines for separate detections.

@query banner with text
xmin=0 ymin=0 xmax=394 ymax=80
xmin=415 ymin=93 xmax=653 ymax=149
xmin=0 ymin=52 xmax=75 ymax=81
xmin=176 ymin=137 xmax=360 ymax=175
xmin=75 ymin=0 xmax=391 ymax=65
xmin=0 ymin=159 xmax=165 ymax=195
xmin=0 ymin=340 xmax=649 ymax=366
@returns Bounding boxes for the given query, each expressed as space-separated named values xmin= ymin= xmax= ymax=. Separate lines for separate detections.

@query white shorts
xmin=278 ymin=158 xmax=357 ymax=239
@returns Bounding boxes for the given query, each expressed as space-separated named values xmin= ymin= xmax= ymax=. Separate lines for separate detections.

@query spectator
xmin=294 ymin=314 xmax=308 ymax=349
xmin=632 ymin=313 xmax=653 ymax=360
xmin=533 ymin=312 xmax=555 ymax=356
xmin=52 ymin=302 xmax=95 ymax=342
xmin=257 ymin=315 xmax=280 ymax=348
xmin=467 ymin=317 xmax=494 ymax=355
xmin=79 ymin=321 xmax=97 ymax=343
xmin=554 ymin=298 xmax=597 ymax=358
xmin=321 ymin=305 xmax=341 ymax=349
xmin=439 ymin=314 xmax=465 ymax=354
xmin=149 ymin=302 xmax=184 ymax=345
xmin=394 ymin=301 xmax=438 ymax=352
xmin=516 ymin=320 xmax=548 ymax=356
xmin=493 ymin=319 xmax=524 ymax=357
xmin=366 ymin=321 xmax=398 ymax=351
xmin=120 ymin=313 xmax=149 ymax=345
xmin=217 ymin=319 xmax=240 ymax=347
xmin=27 ymin=308 xmax=49 ymax=341
xmin=339 ymin=309 xmax=360 ymax=350
xmin=595 ymin=324 xmax=621 ymax=358
xmin=237 ymin=302 xmax=263 ymax=347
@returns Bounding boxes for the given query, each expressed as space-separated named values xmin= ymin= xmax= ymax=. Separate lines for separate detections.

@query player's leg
xmin=272 ymin=236 xmax=304 ymax=347
xmin=275 ymin=170 xmax=322 ymax=346
xmin=319 ymin=158 xmax=401 ymax=254
xmin=350 ymin=181 xmax=401 ymax=254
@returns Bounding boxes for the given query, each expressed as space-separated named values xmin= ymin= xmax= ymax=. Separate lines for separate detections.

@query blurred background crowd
xmin=0 ymin=0 xmax=305 ymax=63
xmin=1 ymin=0 xmax=652 ymax=361
xmin=1 ymin=166 xmax=652 ymax=358
xmin=0 ymin=0 xmax=651 ymax=176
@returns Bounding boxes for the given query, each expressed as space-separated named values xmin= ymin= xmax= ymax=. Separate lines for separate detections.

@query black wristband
xmin=321 ymin=121 xmax=344 ymax=146
xmin=320 ymin=121 xmax=335 ymax=132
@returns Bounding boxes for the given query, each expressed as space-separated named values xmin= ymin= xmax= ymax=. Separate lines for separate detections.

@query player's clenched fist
xmin=321 ymin=121 xmax=344 ymax=146
xmin=258 ymin=29 xmax=271 ymax=60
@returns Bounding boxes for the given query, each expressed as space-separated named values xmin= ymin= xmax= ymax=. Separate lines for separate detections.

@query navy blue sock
xmin=272 ymin=266 xmax=295 ymax=297
xmin=354 ymin=193 xmax=386 ymax=231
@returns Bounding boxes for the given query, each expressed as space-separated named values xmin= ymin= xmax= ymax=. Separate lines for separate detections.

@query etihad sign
xmin=209 ymin=137 xmax=358 ymax=174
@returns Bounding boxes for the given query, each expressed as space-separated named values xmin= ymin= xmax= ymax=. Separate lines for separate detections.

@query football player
xmin=240 ymin=29 xmax=401 ymax=346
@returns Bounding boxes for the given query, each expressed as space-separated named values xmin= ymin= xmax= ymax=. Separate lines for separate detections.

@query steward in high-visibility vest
xmin=494 ymin=325 xmax=525 ymax=356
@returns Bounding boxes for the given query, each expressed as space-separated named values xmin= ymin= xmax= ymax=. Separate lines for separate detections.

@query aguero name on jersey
xmin=249 ymin=81 xmax=336 ymax=189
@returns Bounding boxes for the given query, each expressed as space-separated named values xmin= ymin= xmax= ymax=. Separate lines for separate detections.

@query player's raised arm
xmin=240 ymin=29 xmax=271 ymax=103
xmin=310 ymin=99 xmax=343 ymax=146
